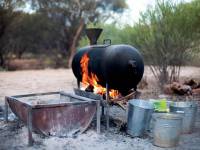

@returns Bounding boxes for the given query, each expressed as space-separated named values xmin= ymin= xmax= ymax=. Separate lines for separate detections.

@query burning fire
xmin=80 ymin=53 xmax=119 ymax=99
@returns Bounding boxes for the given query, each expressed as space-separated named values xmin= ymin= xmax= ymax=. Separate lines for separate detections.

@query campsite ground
xmin=0 ymin=67 xmax=200 ymax=150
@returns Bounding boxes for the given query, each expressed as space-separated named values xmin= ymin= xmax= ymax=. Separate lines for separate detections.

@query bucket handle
xmin=159 ymin=124 xmax=179 ymax=128
xmin=175 ymin=111 xmax=185 ymax=114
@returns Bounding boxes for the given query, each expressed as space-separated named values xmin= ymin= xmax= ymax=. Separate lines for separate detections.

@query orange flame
xmin=80 ymin=53 xmax=119 ymax=99
xmin=80 ymin=53 xmax=90 ymax=87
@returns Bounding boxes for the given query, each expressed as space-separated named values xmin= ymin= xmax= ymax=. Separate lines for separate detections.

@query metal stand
xmin=96 ymin=100 xmax=101 ymax=134
xmin=102 ymin=106 xmax=104 ymax=116
xmin=27 ymin=107 xmax=33 ymax=146
xmin=106 ymin=83 xmax=109 ymax=130
xmin=77 ymin=80 xmax=80 ymax=89
xmin=4 ymin=97 xmax=8 ymax=122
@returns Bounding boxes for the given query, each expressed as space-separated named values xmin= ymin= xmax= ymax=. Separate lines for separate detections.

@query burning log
xmin=109 ymin=91 xmax=140 ymax=110
xmin=85 ymin=85 xmax=94 ymax=92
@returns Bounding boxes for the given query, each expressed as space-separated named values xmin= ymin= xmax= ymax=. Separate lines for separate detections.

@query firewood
xmin=164 ymin=82 xmax=192 ymax=95
xmin=163 ymin=84 xmax=173 ymax=95
xmin=184 ymin=79 xmax=199 ymax=89
xmin=109 ymin=91 xmax=138 ymax=109
xmin=110 ymin=91 xmax=136 ymax=102
xmin=115 ymin=101 xmax=127 ymax=110
xmin=192 ymin=88 xmax=200 ymax=95
xmin=170 ymin=82 xmax=192 ymax=95
xmin=85 ymin=85 xmax=94 ymax=92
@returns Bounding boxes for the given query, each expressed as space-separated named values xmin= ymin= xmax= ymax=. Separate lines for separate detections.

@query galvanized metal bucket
xmin=150 ymin=112 xmax=184 ymax=134
xmin=153 ymin=113 xmax=183 ymax=148
xmin=127 ymin=99 xmax=154 ymax=137
xmin=170 ymin=101 xmax=198 ymax=134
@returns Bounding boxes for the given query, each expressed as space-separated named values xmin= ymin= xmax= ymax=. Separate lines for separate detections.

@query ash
xmin=0 ymin=105 xmax=200 ymax=150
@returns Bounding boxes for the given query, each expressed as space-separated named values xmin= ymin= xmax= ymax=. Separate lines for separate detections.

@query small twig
xmin=115 ymin=101 xmax=127 ymax=110
xmin=109 ymin=91 xmax=137 ymax=110
xmin=109 ymin=91 xmax=136 ymax=102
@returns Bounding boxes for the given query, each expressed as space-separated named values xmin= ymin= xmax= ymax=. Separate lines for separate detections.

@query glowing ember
xmin=109 ymin=89 xmax=120 ymax=99
xmin=80 ymin=53 xmax=119 ymax=99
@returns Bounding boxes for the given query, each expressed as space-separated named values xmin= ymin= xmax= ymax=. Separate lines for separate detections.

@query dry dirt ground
xmin=0 ymin=67 xmax=200 ymax=150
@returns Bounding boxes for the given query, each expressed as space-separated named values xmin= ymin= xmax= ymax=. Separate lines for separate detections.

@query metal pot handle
xmin=103 ymin=39 xmax=111 ymax=45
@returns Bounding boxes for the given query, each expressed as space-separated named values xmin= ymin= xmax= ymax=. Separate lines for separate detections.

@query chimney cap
xmin=85 ymin=28 xmax=103 ymax=45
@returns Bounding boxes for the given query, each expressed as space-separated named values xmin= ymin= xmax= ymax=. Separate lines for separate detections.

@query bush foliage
xmin=0 ymin=0 xmax=200 ymax=86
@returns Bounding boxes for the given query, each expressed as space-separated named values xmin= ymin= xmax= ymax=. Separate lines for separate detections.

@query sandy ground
xmin=0 ymin=66 xmax=200 ymax=104
xmin=0 ymin=69 xmax=77 ymax=105
xmin=0 ymin=67 xmax=200 ymax=150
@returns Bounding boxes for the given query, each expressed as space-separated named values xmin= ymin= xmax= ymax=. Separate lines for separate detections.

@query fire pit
xmin=71 ymin=28 xmax=144 ymax=130
xmin=72 ymin=28 xmax=144 ymax=97
xmin=4 ymin=91 xmax=100 ymax=145
xmin=72 ymin=28 xmax=144 ymax=107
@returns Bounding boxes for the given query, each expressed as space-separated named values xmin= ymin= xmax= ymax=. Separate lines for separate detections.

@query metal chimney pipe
xmin=85 ymin=28 xmax=103 ymax=45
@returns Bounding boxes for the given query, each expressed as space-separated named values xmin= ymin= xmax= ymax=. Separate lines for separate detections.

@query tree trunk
xmin=67 ymin=19 xmax=84 ymax=68
xmin=0 ymin=53 xmax=4 ymax=67
xmin=159 ymin=65 xmax=169 ymax=90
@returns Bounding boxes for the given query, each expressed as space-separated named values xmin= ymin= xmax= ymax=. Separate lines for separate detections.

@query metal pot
xmin=72 ymin=28 xmax=144 ymax=95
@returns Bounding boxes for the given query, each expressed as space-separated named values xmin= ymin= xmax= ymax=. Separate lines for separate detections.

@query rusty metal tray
xmin=4 ymin=91 xmax=100 ymax=145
